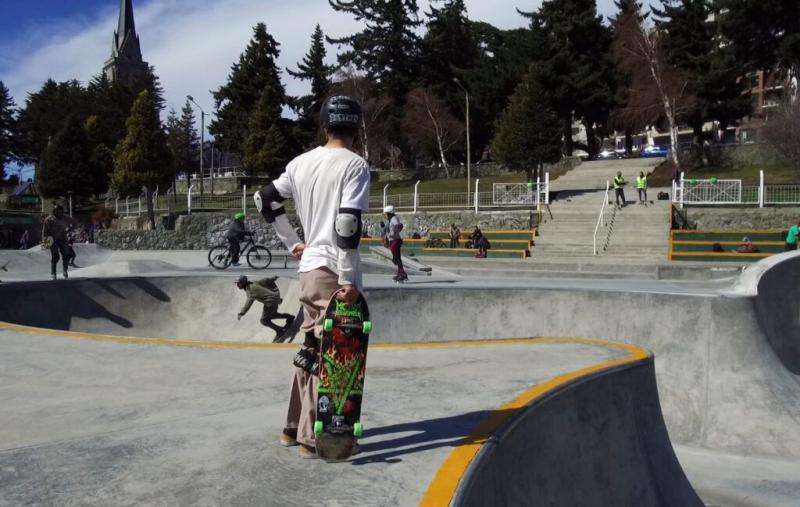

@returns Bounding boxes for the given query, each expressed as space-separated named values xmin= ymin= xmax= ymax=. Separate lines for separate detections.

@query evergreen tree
xmin=36 ymin=115 xmax=95 ymax=199
xmin=166 ymin=101 xmax=199 ymax=178
xmin=17 ymin=79 xmax=90 ymax=163
xmin=287 ymin=25 xmax=334 ymax=147
xmin=242 ymin=87 xmax=289 ymax=177
xmin=448 ymin=23 xmax=534 ymax=161
xmin=719 ymin=0 xmax=800 ymax=78
xmin=491 ymin=69 xmax=562 ymax=181
xmin=0 ymin=81 xmax=21 ymax=180
xmin=421 ymin=0 xmax=478 ymax=89
xmin=654 ymin=0 xmax=750 ymax=153
xmin=210 ymin=23 xmax=288 ymax=156
xmin=328 ymin=0 xmax=422 ymax=103
xmin=85 ymin=115 xmax=114 ymax=196
xmin=112 ymin=90 xmax=172 ymax=228
xmin=523 ymin=0 xmax=617 ymax=157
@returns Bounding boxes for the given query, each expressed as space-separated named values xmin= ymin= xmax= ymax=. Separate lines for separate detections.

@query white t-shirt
xmin=272 ymin=146 xmax=370 ymax=287
xmin=386 ymin=215 xmax=403 ymax=241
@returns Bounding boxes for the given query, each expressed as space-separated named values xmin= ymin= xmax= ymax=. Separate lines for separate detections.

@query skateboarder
xmin=236 ymin=275 xmax=294 ymax=338
xmin=42 ymin=205 xmax=78 ymax=280
xmin=254 ymin=95 xmax=370 ymax=459
xmin=383 ymin=205 xmax=407 ymax=282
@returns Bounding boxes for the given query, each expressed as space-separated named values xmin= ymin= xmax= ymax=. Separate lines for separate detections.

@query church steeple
xmin=115 ymin=0 xmax=139 ymax=56
xmin=103 ymin=0 xmax=148 ymax=86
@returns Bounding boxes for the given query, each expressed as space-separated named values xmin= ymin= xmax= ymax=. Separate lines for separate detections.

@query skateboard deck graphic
xmin=314 ymin=294 xmax=371 ymax=462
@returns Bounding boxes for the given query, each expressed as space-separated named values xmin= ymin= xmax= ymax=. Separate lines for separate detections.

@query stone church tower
xmin=102 ymin=0 xmax=149 ymax=86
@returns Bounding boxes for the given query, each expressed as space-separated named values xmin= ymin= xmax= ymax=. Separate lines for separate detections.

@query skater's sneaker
xmin=51 ymin=273 xmax=57 ymax=280
xmin=279 ymin=431 xmax=298 ymax=447
xmin=299 ymin=444 xmax=319 ymax=459
xmin=63 ymin=271 xmax=68 ymax=279
xmin=231 ymin=261 xmax=241 ymax=267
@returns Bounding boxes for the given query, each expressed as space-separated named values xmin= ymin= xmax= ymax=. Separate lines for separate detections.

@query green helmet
xmin=234 ymin=212 xmax=245 ymax=220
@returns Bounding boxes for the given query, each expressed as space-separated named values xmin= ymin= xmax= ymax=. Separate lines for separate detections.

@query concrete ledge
xmin=451 ymin=358 xmax=703 ymax=507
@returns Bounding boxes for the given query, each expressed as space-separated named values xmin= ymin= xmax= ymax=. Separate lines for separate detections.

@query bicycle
xmin=208 ymin=237 xmax=272 ymax=270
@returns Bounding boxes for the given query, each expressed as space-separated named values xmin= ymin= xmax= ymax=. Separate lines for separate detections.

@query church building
xmin=102 ymin=0 xmax=149 ymax=86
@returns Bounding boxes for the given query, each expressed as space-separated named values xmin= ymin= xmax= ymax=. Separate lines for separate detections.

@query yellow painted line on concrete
xmin=0 ymin=321 xmax=634 ymax=354
xmin=420 ymin=339 xmax=650 ymax=507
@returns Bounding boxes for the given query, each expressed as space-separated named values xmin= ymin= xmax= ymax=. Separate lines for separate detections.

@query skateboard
xmin=314 ymin=293 xmax=371 ymax=461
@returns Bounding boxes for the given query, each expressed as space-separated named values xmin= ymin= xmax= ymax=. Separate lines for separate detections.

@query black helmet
xmin=236 ymin=275 xmax=248 ymax=289
xmin=320 ymin=95 xmax=362 ymax=130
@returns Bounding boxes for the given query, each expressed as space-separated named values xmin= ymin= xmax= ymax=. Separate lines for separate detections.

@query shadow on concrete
xmin=0 ymin=278 xmax=170 ymax=332
xmin=351 ymin=409 xmax=511 ymax=465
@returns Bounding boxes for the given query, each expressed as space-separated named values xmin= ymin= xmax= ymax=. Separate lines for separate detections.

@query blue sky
xmin=0 ymin=0 xmax=629 ymax=179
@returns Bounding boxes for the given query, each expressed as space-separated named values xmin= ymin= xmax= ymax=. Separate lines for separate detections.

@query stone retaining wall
xmin=687 ymin=206 xmax=800 ymax=230
xmin=97 ymin=210 xmax=533 ymax=250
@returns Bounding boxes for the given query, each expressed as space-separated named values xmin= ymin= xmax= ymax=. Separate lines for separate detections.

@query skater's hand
xmin=291 ymin=242 xmax=305 ymax=259
xmin=337 ymin=285 xmax=359 ymax=305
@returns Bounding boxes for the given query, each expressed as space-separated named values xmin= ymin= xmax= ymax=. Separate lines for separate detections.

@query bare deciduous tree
xmin=611 ymin=10 xmax=694 ymax=169
xmin=403 ymin=87 xmax=465 ymax=177
xmin=762 ymin=97 xmax=800 ymax=171
xmin=331 ymin=64 xmax=392 ymax=165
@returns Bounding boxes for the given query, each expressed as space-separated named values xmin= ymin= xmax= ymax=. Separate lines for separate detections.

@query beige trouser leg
xmin=284 ymin=267 xmax=340 ymax=447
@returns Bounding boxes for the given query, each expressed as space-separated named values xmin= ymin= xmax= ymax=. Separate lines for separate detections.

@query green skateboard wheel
xmin=362 ymin=321 xmax=372 ymax=334
xmin=323 ymin=318 xmax=334 ymax=333
xmin=353 ymin=422 xmax=363 ymax=438
xmin=314 ymin=420 xmax=323 ymax=436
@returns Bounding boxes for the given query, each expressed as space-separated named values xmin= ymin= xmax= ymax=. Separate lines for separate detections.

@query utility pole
xmin=453 ymin=78 xmax=471 ymax=196
xmin=187 ymin=95 xmax=205 ymax=205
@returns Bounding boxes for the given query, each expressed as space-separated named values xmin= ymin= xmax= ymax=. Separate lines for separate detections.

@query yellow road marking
xmin=419 ymin=340 xmax=649 ymax=507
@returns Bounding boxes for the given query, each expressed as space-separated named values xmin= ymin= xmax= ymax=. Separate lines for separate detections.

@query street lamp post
xmin=453 ymin=78 xmax=471 ymax=196
xmin=187 ymin=96 xmax=205 ymax=204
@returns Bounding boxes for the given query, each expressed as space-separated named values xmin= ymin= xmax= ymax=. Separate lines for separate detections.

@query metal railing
xmin=593 ymin=181 xmax=611 ymax=255
xmin=673 ymin=170 xmax=800 ymax=207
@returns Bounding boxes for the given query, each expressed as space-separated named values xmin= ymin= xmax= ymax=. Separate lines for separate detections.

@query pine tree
xmin=523 ymin=0 xmax=617 ymax=157
xmin=328 ymin=0 xmax=422 ymax=103
xmin=166 ymin=101 xmax=199 ymax=178
xmin=17 ymin=79 xmax=90 ymax=163
xmin=36 ymin=116 xmax=96 ymax=199
xmin=112 ymin=90 xmax=173 ymax=228
xmin=85 ymin=115 xmax=114 ymax=196
xmin=210 ymin=23 xmax=288 ymax=156
xmin=287 ymin=25 xmax=334 ymax=147
xmin=0 ymin=81 xmax=20 ymax=180
xmin=421 ymin=0 xmax=478 ymax=89
xmin=491 ymin=69 xmax=562 ymax=181
xmin=242 ymin=87 xmax=289 ymax=177
xmin=719 ymin=0 xmax=800 ymax=78
xmin=654 ymin=0 xmax=750 ymax=154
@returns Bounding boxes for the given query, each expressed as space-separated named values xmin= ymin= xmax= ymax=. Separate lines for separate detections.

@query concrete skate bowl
xmin=1 ymin=253 xmax=798 ymax=505
xmin=0 ymin=276 xmax=304 ymax=342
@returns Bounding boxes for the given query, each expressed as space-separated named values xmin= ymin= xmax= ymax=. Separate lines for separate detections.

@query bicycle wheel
xmin=208 ymin=245 xmax=232 ymax=269
xmin=247 ymin=245 xmax=272 ymax=269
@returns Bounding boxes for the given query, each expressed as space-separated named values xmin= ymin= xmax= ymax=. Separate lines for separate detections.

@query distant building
xmin=102 ymin=0 xmax=149 ymax=86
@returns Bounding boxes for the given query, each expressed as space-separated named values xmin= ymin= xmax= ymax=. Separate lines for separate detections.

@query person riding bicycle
xmin=226 ymin=212 xmax=252 ymax=267
xmin=236 ymin=275 xmax=295 ymax=341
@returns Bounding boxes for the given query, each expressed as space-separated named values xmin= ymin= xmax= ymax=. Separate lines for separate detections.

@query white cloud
xmin=1 ymin=0 xmax=627 ymax=137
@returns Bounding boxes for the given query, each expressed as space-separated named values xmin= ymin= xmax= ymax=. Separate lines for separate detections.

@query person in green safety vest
xmin=613 ymin=171 xmax=627 ymax=208
xmin=636 ymin=171 xmax=648 ymax=204
xmin=786 ymin=221 xmax=800 ymax=251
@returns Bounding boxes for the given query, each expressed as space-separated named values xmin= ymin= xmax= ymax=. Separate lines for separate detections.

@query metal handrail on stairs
xmin=593 ymin=181 xmax=611 ymax=255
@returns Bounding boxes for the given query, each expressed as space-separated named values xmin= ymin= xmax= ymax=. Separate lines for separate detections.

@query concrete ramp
xmin=370 ymin=246 xmax=432 ymax=274
xmin=455 ymin=357 xmax=702 ymax=506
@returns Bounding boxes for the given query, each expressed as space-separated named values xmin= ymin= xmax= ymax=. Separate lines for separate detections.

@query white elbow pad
xmin=335 ymin=208 xmax=362 ymax=250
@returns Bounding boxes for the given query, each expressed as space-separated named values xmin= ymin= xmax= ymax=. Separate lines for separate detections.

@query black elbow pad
xmin=254 ymin=183 xmax=286 ymax=223
xmin=335 ymin=208 xmax=362 ymax=250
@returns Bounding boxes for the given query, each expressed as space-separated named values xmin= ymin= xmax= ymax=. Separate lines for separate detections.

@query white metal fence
xmin=673 ymin=171 xmax=800 ymax=207
xmin=112 ymin=175 xmax=552 ymax=216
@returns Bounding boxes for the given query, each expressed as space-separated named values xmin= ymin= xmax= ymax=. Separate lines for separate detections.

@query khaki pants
xmin=284 ymin=267 xmax=340 ymax=447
